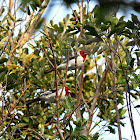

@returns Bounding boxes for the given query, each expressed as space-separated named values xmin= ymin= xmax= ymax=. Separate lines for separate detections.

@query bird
xmin=26 ymin=87 xmax=71 ymax=105
xmin=44 ymin=50 xmax=87 ymax=74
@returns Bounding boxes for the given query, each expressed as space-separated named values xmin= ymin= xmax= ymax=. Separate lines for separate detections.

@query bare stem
xmin=55 ymin=125 xmax=65 ymax=140
xmin=114 ymin=39 xmax=137 ymax=140
xmin=111 ymin=50 xmax=122 ymax=140
xmin=85 ymin=61 xmax=111 ymax=135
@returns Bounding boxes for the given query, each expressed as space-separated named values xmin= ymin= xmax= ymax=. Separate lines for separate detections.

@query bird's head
xmin=65 ymin=87 xmax=71 ymax=96
xmin=80 ymin=50 xmax=87 ymax=62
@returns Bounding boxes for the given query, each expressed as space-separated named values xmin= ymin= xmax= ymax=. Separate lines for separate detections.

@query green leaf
xmin=34 ymin=49 xmax=40 ymax=55
xmin=22 ymin=53 xmax=34 ymax=65
xmin=84 ymin=25 xmax=99 ymax=37
xmin=27 ymin=43 xmax=35 ymax=49
xmin=134 ymin=105 xmax=140 ymax=108
xmin=38 ymin=122 xmax=45 ymax=134
xmin=106 ymin=16 xmax=118 ymax=25
xmin=17 ymin=123 xmax=28 ymax=127
xmin=79 ymin=38 xmax=86 ymax=44
xmin=131 ymin=14 xmax=139 ymax=24
xmin=9 ymin=69 xmax=17 ymax=75
xmin=7 ymin=18 xmax=12 ymax=26
xmin=126 ymin=20 xmax=135 ymax=29
xmin=1 ymin=6 xmax=5 ymax=14
xmin=97 ymin=46 xmax=108 ymax=55
xmin=79 ymin=135 xmax=89 ymax=140
xmin=118 ymin=76 xmax=126 ymax=83
xmin=91 ymin=133 xmax=99 ymax=140
xmin=0 ymin=57 xmax=8 ymax=64
xmin=66 ymin=96 xmax=74 ymax=111
xmin=125 ymin=48 xmax=132 ymax=66
xmin=107 ymin=126 xmax=115 ymax=134
xmin=20 ymin=7 xmax=26 ymax=13
xmin=0 ymin=67 xmax=8 ymax=73
xmin=8 ymin=12 xmax=15 ymax=21
xmin=23 ymin=48 xmax=29 ymax=54
xmin=86 ymin=37 xmax=102 ymax=45
xmin=126 ymin=41 xmax=135 ymax=46
xmin=100 ymin=24 xmax=109 ymax=31
xmin=130 ymin=58 xmax=135 ymax=68
xmin=0 ymin=71 xmax=6 ymax=82
xmin=26 ymin=6 xmax=31 ymax=15
xmin=130 ymin=91 xmax=137 ymax=99
xmin=23 ymin=117 xmax=29 ymax=123
xmin=119 ymin=16 xmax=125 ymax=21
xmin=92 ymin=45 xmax=100 ymax=54
xmin=35 ymin=17 xmax=45 ymax=30
xmin=121 ymin=29 xmax=132 ymax=38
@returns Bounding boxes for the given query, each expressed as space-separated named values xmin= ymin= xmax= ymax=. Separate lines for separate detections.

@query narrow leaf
xmin=125 ymin=48 xmax=132 ymax=66
xmin=0 ymin=37 xmax=8 ymax=45
xmin=8 ymin=12 xmax=15 ymax=21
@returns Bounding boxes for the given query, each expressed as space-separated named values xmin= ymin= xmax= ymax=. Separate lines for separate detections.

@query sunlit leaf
xmin=9 ymin=69 xmax=17 ymax=75
xmin=22 ymin=53 xmax=34 ymax=65
xmin=38 ymin=122 xmax=45 ymax=134
xmin=8 ymin=12 xmax=15 ymax=21
xmin=0 ymin=37 xmax=8 ymax=45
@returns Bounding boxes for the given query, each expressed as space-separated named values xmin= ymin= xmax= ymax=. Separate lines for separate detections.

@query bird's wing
xmin=61 ymin=55 xmax=79 ymax=64
xmin=40 ymin=88 xmax=61 ymax=96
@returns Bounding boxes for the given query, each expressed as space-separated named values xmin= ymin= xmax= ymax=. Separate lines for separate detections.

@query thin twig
xmin=110 ymin=44 xmax=122 ymax=140
xmin=0 ymin=84 xmax=30 ymax=132
xmin=55 ymin=125 xmax=65 ymax=140
xmin=113 ymin=39 xmax=137 ymax=140
xmin=86 ymin=61 xmax=111 ymax=134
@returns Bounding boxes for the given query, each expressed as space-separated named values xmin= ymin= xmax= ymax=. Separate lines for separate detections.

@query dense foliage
xmin=0 ymin=0 xmax=139 ymax=139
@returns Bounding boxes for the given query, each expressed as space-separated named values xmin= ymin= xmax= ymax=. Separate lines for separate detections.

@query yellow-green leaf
xmin=8 ymin=12 xmax=15 ymax=21
xmin=23 ymin=53 xmax=34 ymax=65
xmin=0 ymin=37 xmax=8 ymax=45
xmin=38 ymin=122 xmax=45 ymax=134
xmin=8 ymin=18 xmax=12 ymax=26
xmin=9 ymin=69 xmax=17 ymax=75
xmin=6 ymin=64 xmax=19 ymax=69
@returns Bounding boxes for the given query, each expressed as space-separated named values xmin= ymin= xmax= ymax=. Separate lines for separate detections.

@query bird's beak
xmin=84 ymin=52 xmax=87 ymax=55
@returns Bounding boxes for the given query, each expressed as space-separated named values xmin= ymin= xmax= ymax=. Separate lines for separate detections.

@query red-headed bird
xmin=44 ymin=50 xmax=87 ymax=74
xmin=26 ymin=87 xmax=71 ymax=105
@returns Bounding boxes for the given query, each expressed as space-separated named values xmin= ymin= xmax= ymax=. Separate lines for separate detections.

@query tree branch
xmin=86 ymin=61 xmax=111 ymax=134
xmin=111 ymin=49 xmax=122 ymax=140
xmin=114 ymin=38 xmax=137 ymax=140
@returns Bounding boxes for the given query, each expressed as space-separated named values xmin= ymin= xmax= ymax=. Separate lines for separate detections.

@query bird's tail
xmin=44 ymin=68 xmax=55 ymax=74
xmin=26 ymin=98 xmax=40 ymax=106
